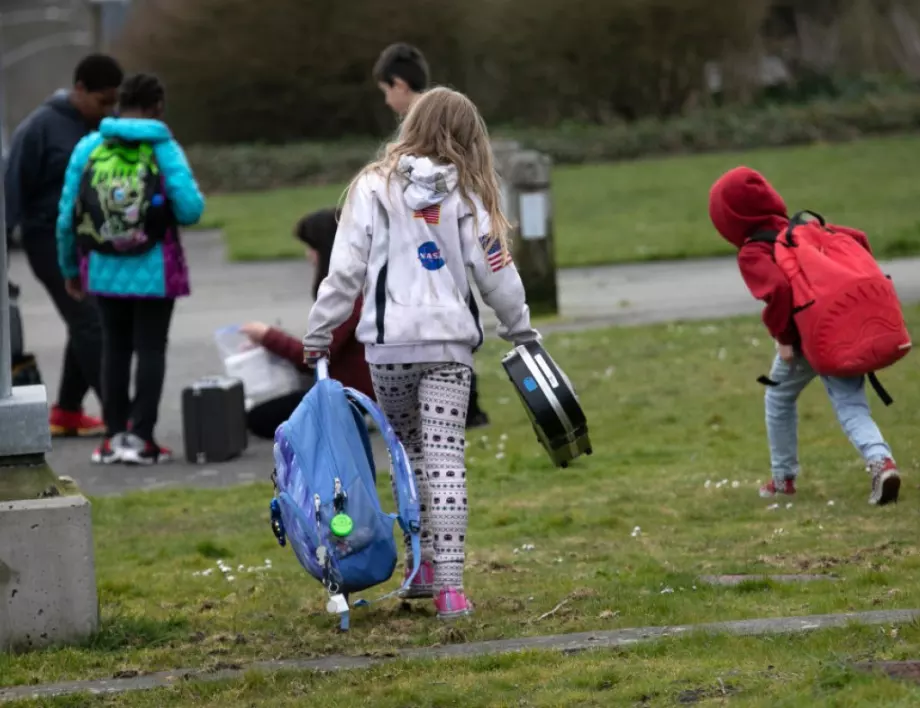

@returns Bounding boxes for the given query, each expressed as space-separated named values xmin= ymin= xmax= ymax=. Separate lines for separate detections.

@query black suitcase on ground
xmin=182 ymin=376 xmax=248 ymax=464
xmin=502 ymin=341 xmax=592 ymax=468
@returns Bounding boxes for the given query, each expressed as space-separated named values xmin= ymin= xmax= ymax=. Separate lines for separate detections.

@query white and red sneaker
xmin=759 ymin=478 xmax=797 ymax=498
xmin=91 ymin=435 xmax=126 ymax=465
xmin=120 ymin=434 xmax=173 ymax=465
xmin=868 ymin=458 xmax=900 ymax=506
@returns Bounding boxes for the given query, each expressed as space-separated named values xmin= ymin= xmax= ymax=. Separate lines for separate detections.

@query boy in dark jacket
xmin=4 ymin=54 xmax=122 ymax=437
xmin=709 ymin=166 xmax=899 ymax=506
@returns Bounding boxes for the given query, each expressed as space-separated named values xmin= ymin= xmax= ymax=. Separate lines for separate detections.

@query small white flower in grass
xmin=767 ymin=503 xmax=779 ymax=511
xmin=500 ymin=433 xmax=508 ymax=441
xmin=751 ymin=338 xmax=761 ymax=347
xmin=756 ymin=479 xmax=762 ymax=485
xmin=226 ymin=575 xmax=236 ymax=582
xmin=819 ymin=525 xmax=824 ymax=530
xmin=523 ymin=544 xmax=535 ymax=551
xmin=721 ymin=479 xmax=728 ymax=485
xmin=692 ymin=585 xmax=697 ymax=591
xmin=827 ymin=500 xmax=835 ymax=506
xmin=554 ymin=557 xmax=564 ymax=564
xmin=704 ymin=480 xmax=712 ymax=488
xmin=660 ymin=586 xmax=675 ymax=594
xmin=495 ymin=452 xmax=505 ymax=460
xmin=192 ymin=571 xmax=201 ymax=577
xmin=604 ymin=366 xmax=615 ymax=378
xmin=731 ymin=481 xmax=740 ymax=489
xmin=715 ymin=481 xmax=723 ymax=489
xmin=203 ymin=569 xmax=213 ymax=576
xmin=631 ymin=526 xmax=641 ymax=537
xmin=513 ymin=548 xmax=520 ymax=554
xmin=480 ymin=435 xmax=489 ymax=444
xmin=786 ymin=503 xmax=793 ymax=509
xmin=238 ymin=565 xmax=245 ymax=571
xmin=717 ymin=348 xmax=727 ymax=361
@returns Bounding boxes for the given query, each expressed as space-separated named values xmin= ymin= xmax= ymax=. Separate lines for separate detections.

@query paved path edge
xmin=2 ymin=608 xmax=917 ymax=703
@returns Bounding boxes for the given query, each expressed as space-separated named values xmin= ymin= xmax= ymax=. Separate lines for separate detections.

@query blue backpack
xmin=268 ymin=360 xmax=421 ymax=630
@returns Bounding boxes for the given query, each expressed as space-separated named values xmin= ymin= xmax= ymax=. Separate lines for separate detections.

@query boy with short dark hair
xmin=4 ymin=53 xmax=123 ymax=437
xmin=373 ymin=43 xmax=430 ymax=116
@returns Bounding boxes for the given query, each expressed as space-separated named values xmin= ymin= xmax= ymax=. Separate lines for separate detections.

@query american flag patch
xmin=413 ymin=204 xmax=441 ymax=225
xmin=481 ymin=235 xmax=512 ymax=273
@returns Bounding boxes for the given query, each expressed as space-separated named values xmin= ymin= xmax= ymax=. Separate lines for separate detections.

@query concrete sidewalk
xmin=9 ymin=231 xmax=920 ymax=497
xmin=2 ymin=608 xmax=918 ymax=702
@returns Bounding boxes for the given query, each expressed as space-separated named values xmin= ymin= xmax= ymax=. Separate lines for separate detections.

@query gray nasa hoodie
xmin=304 ymin=156 xmax=539 ymax=367
xmin=4 ymin=92 xmax=93 ymax=238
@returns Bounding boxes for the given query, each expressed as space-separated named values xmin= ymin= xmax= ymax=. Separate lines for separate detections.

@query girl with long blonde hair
xmin=303 ymin=87 xmax=540 ymax=619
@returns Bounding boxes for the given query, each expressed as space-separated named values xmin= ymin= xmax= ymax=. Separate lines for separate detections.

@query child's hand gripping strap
xmin=345 ymin=388 xmax=423 ymax=607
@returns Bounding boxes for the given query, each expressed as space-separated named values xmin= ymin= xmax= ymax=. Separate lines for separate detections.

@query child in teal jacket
xmin=56 ymin=73 xmax=205 ymax=464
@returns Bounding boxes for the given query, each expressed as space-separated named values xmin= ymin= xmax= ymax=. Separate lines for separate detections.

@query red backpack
xmin=748 ymin=211 xmax=911 ymax=402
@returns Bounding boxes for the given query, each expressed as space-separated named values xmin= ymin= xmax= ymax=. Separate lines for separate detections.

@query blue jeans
xmin=765 ymin=354 xmax=892 ymax=482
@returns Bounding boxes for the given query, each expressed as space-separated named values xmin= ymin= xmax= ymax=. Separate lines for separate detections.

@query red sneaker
xmin=759 ymin=479 xmax=797 ymax=498
xmin=49 ymin=406 xmax=105 ymax=438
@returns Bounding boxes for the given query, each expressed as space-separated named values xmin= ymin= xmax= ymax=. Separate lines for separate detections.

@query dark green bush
xmin=119 ymin=0 xmax=769 ymax=143
xmin=186 ymin=93 xmax=920 ymax=193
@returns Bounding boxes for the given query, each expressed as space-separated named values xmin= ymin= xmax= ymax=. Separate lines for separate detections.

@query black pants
xmin=97 ymin=297 xmax=175 ymax=443
xmin=469 ymin=371 xmax=485 ymax=417
xmin=23 ymin=231 xmax=103 ymax=411
xmin=247 ymin=389 xmax=311 ymax=440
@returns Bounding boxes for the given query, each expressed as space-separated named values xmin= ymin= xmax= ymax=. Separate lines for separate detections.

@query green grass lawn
xmin=4 ymin=308 xmax=920 ymax=698
xmin=206 ymin=134 xmax=920 ymax=266
xmin=16 ymin=627 xmax=920 ymax=707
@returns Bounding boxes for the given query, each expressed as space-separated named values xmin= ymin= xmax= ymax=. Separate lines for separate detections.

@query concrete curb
xmin=2 ymin=608 xmax=917 ymax=703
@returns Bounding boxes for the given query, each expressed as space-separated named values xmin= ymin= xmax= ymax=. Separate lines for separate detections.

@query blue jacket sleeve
xmin=56 ymin=133 xmax=101 ymax=279
xmin=4 ymin=118 xmax=44 ymax=234
xmin=153 ymin=139 xmax=205 ymax=226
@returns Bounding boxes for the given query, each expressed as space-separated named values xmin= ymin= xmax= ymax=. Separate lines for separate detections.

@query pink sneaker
xmin=434 ymin=586 xmax=473 ymax=620
xmin=402 ymin=560 xmax=434 ymax=599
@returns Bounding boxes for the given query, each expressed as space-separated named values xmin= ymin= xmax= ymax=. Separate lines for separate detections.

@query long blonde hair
xmin=341 ymin=86 xmax=512 ymax=254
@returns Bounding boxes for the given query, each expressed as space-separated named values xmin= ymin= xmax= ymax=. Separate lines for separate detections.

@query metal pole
xmin=0 ymin=43 xmax=11 ymax=400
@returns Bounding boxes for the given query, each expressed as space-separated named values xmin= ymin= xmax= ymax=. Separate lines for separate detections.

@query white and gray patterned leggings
xmin=370 ymin=362 xmax=471 ymax=592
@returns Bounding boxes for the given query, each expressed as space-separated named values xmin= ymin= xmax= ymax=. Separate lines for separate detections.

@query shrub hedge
xmin=186 ymin=93 xmax=920 ymax=193
xmin=119 ymin=0 xmax=770 ymax=144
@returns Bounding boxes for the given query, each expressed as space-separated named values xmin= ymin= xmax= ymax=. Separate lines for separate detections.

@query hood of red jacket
xmin=709 ymin=166 xmax=789 ymax=248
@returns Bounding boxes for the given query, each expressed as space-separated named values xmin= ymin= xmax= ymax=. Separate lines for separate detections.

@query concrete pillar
xmin=503 ymin=150 xmax=558 ymax=317
xmin=0 ymin=25 xmax=99 ymax=653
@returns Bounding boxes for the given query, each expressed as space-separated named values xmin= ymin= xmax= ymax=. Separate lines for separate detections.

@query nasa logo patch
xmin=417 ymin=241 xmax=445 ymax=271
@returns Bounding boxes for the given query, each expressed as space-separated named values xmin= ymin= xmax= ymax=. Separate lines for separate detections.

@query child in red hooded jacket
xmin=709 ymin=166 xmax=900 ymax=506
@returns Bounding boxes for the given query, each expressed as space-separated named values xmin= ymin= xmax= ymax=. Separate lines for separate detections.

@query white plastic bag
xmin=214 ymin=325 xmax=304 ymax=410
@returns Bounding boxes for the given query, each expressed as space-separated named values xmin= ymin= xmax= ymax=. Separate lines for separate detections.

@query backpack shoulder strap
xmin=344 ymin=388 xmax=423 ymax=605
xmin=789 ymin=210 xmax=826 ymax=227
xmin=745 ymin=230 xmax=779 ymax=245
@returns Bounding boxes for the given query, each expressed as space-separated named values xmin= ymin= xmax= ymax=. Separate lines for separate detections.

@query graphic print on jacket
xmin=304 ymin=155 xmax=539 ymax=368
xmin=56 ymin=117 xmax=205 ymax=299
